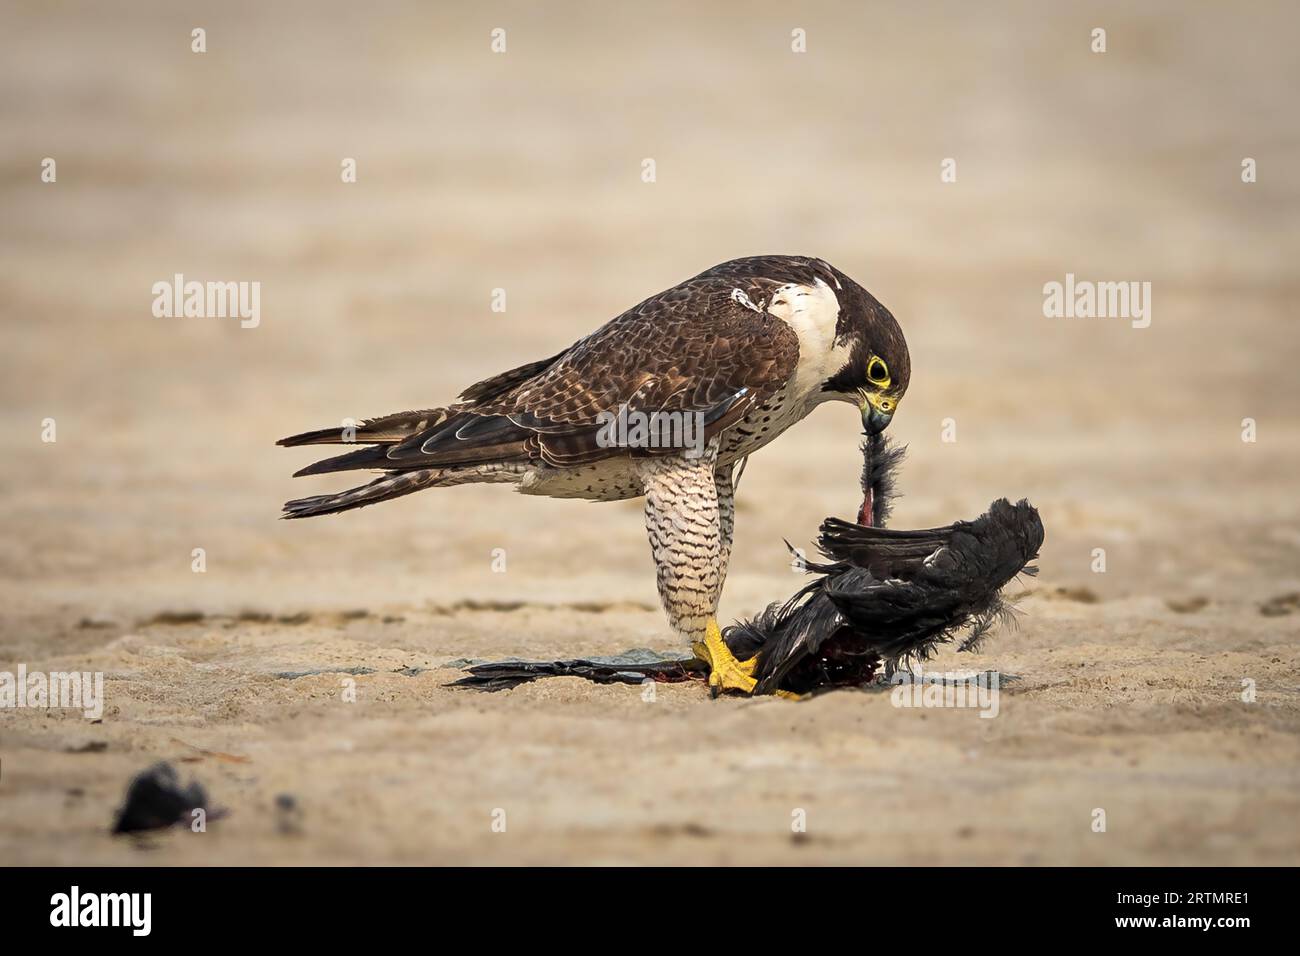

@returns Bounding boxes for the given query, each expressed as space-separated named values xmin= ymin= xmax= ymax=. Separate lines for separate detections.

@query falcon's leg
xmin=714 ymin=462 xmax=736 ymax=597
xmin=642 ymin=444 xmax=756 ymax=696
xmin=712 ymin=461 xmax=803 ymax=700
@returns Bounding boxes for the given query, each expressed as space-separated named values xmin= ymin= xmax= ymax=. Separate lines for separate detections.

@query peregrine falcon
xmin=279 ymin=255 xmax=911 ymax=695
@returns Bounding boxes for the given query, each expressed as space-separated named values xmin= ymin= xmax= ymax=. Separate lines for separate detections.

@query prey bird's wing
xmin=744 ymin=498 xmax=1044 ymax=695
xmin=818 ymin=519 xmax=961 ymax=575
xmin=821 ymin=498 xmax=1044 ymax=658
xmin=819 ymin=499 xmax=1043 ymax=589
xmin=449 ymin=651 xmax=705 ymax=692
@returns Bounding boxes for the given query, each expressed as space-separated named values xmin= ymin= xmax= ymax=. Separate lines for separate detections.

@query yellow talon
xmin=691 ymin=620 xmax=805 ymax=699
xmin=692 ymin=619 xmax=757 ymax=697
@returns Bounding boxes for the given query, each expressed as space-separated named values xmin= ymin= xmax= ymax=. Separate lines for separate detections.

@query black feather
xmin=449 ymin=650 xmax=705 ymax=691
xmin=725 ymin=436 xmax=1045 ymax=695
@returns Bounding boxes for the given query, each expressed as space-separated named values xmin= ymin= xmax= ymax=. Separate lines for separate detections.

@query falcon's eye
xmin=866 ymin=357 xmax=890 ymax=386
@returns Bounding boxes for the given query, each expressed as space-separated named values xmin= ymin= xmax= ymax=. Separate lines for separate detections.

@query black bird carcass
xmin=453 ymin=435 xmax=1043 ymax=696
xmin=724 ymin=434 xmax=1044 ymax=696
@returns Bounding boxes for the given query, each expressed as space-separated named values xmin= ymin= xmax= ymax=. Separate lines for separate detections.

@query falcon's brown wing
xmin=291 ymin=272 xmax=801 ymax=475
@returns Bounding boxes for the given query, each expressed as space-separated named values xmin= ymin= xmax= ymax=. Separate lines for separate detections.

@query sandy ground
xmin=1 ymin=1 xmax=1298 ymax=865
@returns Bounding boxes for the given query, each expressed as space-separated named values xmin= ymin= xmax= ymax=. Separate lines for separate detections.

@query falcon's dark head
xmin=820 ymin=271 xmax=911 ymax=435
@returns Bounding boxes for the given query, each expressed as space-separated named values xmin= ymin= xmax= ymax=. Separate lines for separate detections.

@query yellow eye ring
xmin=867 ymin=357 xmax=890 ymax=386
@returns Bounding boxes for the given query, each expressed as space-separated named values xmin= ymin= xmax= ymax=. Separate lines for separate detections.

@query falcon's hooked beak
xmin=859 ymin=391 xmax=895 ymax=435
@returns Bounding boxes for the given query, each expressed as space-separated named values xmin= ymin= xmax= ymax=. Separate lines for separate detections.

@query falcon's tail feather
xmin=289 ymin=442 xmax=400 ymax=478
xmin=276 ymin=408 xmax=451 ymax=448
xmin=281 ymin=469 xmax=442 ymax=519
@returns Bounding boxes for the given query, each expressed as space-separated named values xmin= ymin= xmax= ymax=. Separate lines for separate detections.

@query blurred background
xmin=1 ymin=1 xmax=1297 ymax=865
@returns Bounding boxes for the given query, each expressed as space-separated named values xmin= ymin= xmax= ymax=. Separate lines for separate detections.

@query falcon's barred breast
xmin=279 ymin=254 xmax=911 ymax=695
